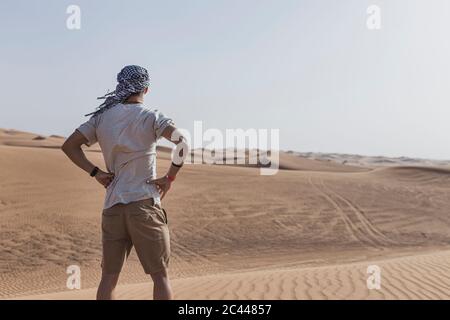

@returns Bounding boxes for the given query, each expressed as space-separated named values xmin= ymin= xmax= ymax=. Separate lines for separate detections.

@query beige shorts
xmin=101 ymin=198 xmax=170 ymax=275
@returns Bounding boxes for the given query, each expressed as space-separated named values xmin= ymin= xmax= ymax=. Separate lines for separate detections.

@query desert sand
xmin=1 ymin=128 xmax=450 ymax=300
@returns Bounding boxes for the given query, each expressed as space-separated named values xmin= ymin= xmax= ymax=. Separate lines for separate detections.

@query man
xmin=62 ymin=65 xmax=185 ymax=300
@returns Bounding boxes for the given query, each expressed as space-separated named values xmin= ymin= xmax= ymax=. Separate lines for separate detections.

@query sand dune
xmin=294 ymin=151 xmax=450 ymax=169
xmin=371 ymin=166 xmax=450 ymax=181
xmin=0 ymin=129 xmax=65 ymax=149
xmin=187 ymin=148 xmax=367 ymax=172
xmin=1 ymin=129 xmax=450 ymax=300
xmin=17 ymin=250 xmax=450 ymax=300
xmin=274 ymin=152 xmax=367 ymax=172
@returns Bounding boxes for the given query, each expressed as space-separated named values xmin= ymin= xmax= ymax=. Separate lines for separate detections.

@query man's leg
xmin=100 ymin=204 xmax=131 ymax=300
xmin=126 ymin=200 xmax=172 ymax=299
xmin=97 ymin=243 xmax=130 ymax=300
xmin=150 ymin=268 xmax=173 ymax=300
xmin=97 ymin=273 xmax=120 ymax=300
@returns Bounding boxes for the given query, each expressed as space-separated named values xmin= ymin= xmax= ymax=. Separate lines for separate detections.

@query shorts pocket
xmin=161 ymin=208 xmax=168 ymax=224
xmin=102 ymin=205 xmax=123 ymax=216
xmin=134 ymin=203 xmax=166 ymax=225
xmin=154 ymin=207 xmax=168 ymax=225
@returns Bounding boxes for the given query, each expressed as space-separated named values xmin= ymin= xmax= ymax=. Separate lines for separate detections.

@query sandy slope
xmin=17 ymin=250 xmax=450 ymax=300
xmin=1 ymin=129 xmax=450 ymax=300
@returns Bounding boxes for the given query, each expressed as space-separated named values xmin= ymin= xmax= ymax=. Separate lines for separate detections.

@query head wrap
xmin=85 ymin=65 xmax=150 ymax=117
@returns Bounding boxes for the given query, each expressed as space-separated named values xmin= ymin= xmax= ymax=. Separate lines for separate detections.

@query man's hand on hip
xmin=95 ymin=170 xmax=115 ymax=188
xmin=149 ymin=176 xmax=172 ymax=200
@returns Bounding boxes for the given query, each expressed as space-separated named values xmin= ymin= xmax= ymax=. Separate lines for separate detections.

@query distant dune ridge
xmin=1 ymin=128 xmax=450 ymax=300
xmin=292 ymin=151 xmax=450 ymax=169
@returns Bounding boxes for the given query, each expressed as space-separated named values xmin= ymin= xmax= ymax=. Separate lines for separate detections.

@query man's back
xmin=77 ymin=103 xmax=174 ymax=209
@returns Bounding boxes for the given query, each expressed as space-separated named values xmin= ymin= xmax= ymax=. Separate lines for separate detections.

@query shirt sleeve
xmin=152 ymin=110 xmax=175 ymax=140
xmin=76 ymin=116 xmax=98 ymax=146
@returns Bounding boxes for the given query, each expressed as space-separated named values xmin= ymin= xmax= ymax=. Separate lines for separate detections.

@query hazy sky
xmin=1 ymin=0 xmax=449 ymax=159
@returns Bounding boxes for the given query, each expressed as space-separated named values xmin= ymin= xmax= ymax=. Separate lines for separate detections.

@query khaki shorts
xmin=101 ymin=198 xmax=170 ymax=275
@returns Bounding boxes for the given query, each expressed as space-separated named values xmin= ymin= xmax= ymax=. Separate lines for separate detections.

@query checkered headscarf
xmin=85 ymin=65 xmax=150 ymax=117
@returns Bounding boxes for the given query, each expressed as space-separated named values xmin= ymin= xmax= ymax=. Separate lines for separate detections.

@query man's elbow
xmin=61 ymin=140 xmax=71 ymax=155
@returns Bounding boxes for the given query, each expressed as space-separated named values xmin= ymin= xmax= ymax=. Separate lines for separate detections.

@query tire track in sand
xmin=308 ymin=176 xmax=394 ymax=247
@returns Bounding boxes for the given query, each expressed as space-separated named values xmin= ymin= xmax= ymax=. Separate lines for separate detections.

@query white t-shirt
xmin=76 ymin=103 xmax=174 ymax=209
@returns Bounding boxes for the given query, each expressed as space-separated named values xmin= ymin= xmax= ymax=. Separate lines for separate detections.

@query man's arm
xmin=150 ymin=125 xmax=187 ymax=199
xmin=61 ymin=130 xmax=114 ymax=188
xmin=162 ymin=125 xmax=186 ymax=177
